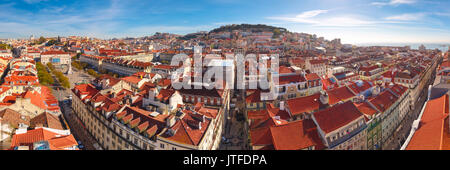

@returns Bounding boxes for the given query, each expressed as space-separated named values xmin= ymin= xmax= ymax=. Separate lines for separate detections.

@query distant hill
xmin=178 ymin=31 xmax=208 ymax=40
xmin=209 ymin=24 xmax=287 ymax=34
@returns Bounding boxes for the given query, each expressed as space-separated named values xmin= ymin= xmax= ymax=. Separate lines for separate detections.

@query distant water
xmin=356 ymin=43 xmax=449 ymax=51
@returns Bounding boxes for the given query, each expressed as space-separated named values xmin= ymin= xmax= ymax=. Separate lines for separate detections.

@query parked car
xmin=221 ymin=137 xmax=230 ymax=144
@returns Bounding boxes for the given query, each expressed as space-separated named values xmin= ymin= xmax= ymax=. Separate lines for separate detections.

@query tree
xmin=273 ymin=29 xmax=281 ymax=38
xmin=38 ymin=36 xmax=46 ymax=44
xmin=47 ymin=39 xmax=58 ymax=46
xmin=36 ymin=62 xmax=54 ymax=86
xmin=0 ymin=44 xmax=11 ymax=50
xmin=47 ymin=63 xmax=55 ymax=71
xmin=87 ymin=69 xmax=99 ymax=78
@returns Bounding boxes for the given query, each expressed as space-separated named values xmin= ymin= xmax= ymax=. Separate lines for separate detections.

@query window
xmin=160 ymin=143 xmax=165 ymax=149
xmin=172 ymin=147 xmax=177 ymax=150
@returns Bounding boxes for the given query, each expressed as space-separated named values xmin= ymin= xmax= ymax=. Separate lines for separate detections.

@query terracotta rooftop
xmin=327 ymin=86 xmax=356 ymax=105
xmin=313 ymin=101 xmax=364 ymax=134
xmin=407 ymin=94 xmax=450 ymax=150
xmin=286 ymin=93 xmax=321 ymax=116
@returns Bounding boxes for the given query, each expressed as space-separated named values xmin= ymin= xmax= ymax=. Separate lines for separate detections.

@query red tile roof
xmin=313 ymin=101 xmax=364 ymax=133
xmin=355 ymin=102 xmax=379 ymax=116
xmin=347 ymin=81 xmax=373 ymax=94
xmin=250 ymin=119 xmax=324 ymax=150
xmin=250 ymin=126 xmax=272 ymax=146
xmin=246 ymin=89 xmax=263 ymax=103
xmin=308 ymin=59 xmax=326 ymax=65
xmin=286 ymin=94 xmax=321 ymax=116
xmin=269 ymin=120 xmax=315 ymax=150
xmin=73 ymin=83 xmax=99 ymax=103
xmin=153 ymin=64 xmax=178 ymax=70
xmin=30 ymin=112 xmax=64 ymax=130
xmin=368 ymin=90 xmax=398 ymax=112
xmin=276 ymin=74 xmax=306 ymax=85
xmin=327 ymin=86 xmax=356 ymax=105
xmin=10 ymin=128 xmax=77 ymax=150
xmin=159 ymin=110 xmax=211 ymax=146
xmin=305 ymin=73 xmax=320 ymax=80
xmin=407 ymin=94 xmax=449 ymax=150
xmin=121 ymin=76 xmax=142 ymax=85
xmin=278 ymin=66 xmax=294 ymax=74
xmin=0 ymin=108 xmax=30 ymax=127
xmin=41 ymin=50 xmax=69 ymax=55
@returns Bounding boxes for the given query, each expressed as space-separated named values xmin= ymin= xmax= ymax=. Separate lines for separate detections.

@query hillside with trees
xmin=209 ymin=24 xmax=287 ymax=34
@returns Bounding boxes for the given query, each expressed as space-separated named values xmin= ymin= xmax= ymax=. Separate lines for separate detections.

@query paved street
xmin=67 ymin=67 xmax=95 ymax=87
xmin=48 ymin=66 xmax=100 ymax=150
xmin=220 ymin=90 xmax=248 ymax=150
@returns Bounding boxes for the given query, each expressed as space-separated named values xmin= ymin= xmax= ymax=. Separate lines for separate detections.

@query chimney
xmin=166 ymin=115 xmax=176 ymax=128
xmin=280 ymin=101 xmax=285 ymax=111
xmin=320 ymin=91 xmax=329 ymax=105
xmin=372 ymin=86 xmax=380 ymax=96
xmin=198 ymin=121 xmax=202 ymax=129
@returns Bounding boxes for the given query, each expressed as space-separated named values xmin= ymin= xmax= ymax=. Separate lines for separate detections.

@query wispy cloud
xmin=267 ymin=10 xmax=382 ymax=27
xmin=295 ymin=10 xmax=328 ymax=19
xmin=385 ymin=13 xmax=426 ymax=21
xmin=23 ymin=0 xmax=48 ymax=4
xmin=371 ymin=0 xmax=416 ymax=6
xmin=434 ymin=12 xmax=450 ymax=17
xmin=0 ymin=0 xmax=126 ymax=38
xmin=267 ymin=10 xmax=328 ymax=24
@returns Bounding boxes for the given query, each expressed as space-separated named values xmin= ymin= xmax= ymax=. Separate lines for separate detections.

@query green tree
xmin=38 ymin=36 xmax=46 ymax=44
xmin=47 ymin=63 xmax=55 ymax=71
xmin=87 ymin=69 xmax=99 ymax=78
xmin=0 ymin=44 xmax=11 ymax=50
xmin=273 ymin=29 xmax=281 ymax=38
xmin=36 ymin=62 xmax=54 ymax=86
xmin=47 ymin=39 xmax=58 ymax=46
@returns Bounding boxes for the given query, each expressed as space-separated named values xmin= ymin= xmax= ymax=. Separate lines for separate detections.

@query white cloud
xmin=267 ymin=10 xmax=379 ymax=27
xmin=267 ymin=10 xmax=328 ymax=24
xmin=434 ymin=12 xmax=450 ymax=17
xmin=23 ymin=0 xmax=48 ymax=4
xmin=295 ymin=10 xmax=328 ymax=18
xmin=371 ymin=0 xmax=416 ymax=6
xmin=317 ymin=17 xmax=376 ymax=27
xmin=385 ymin=13 xmax=425 ymax=21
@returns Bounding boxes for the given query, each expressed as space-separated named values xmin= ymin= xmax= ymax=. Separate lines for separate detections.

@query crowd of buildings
xmin=0 ymin=24 xmax=448 ymax=150
xmin=402 ymin=52 xmax=450 ymax=150
xmin=0 ymin=48 xmax=78 ymax=150
xmin=247 ymin=46 xmax=442 ymax=150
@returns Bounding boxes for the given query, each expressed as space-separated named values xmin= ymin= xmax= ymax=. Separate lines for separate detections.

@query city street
xmin=220 ymin=90 xmax=248 ymax=150
xmin=49 ymin=66 xmax=100 ymax=150
xmin=67 ymin=67 xmax=95 ymax=87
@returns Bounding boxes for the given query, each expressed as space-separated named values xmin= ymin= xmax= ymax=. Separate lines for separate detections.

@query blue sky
xmin=0 ymin=0 xmax=449 ymax=44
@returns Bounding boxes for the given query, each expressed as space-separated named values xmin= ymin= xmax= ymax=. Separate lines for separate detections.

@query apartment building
xmin=312 ymin=101 xmax=367 ymax=150
xmin=72 ymin=80 xmax=227 ymax=150
xmin=305 ymin=59 xmax=327 ymax=77
xmin=40 ymin=50 xmax=71 ymax=65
